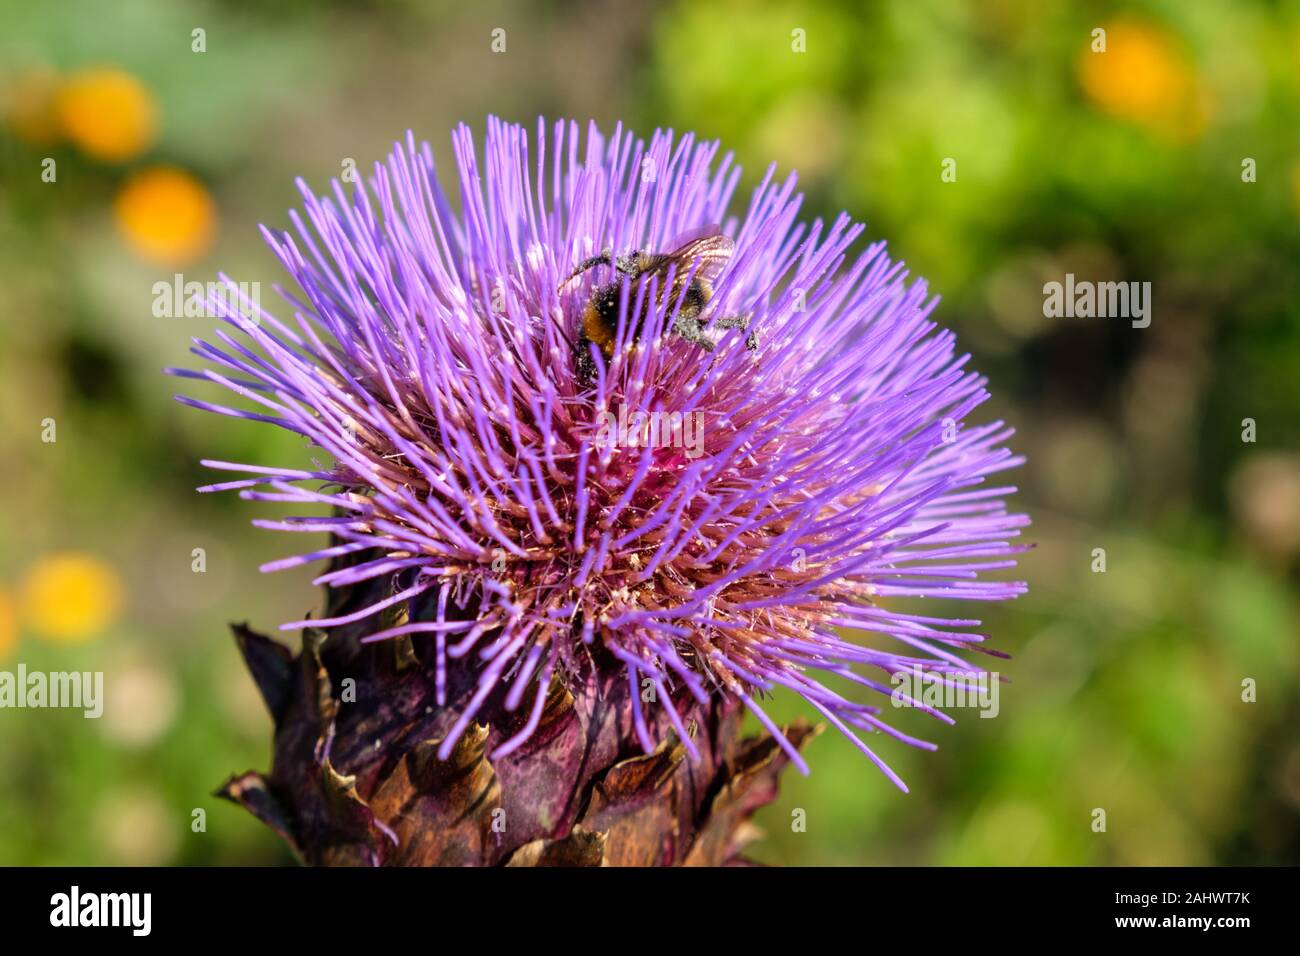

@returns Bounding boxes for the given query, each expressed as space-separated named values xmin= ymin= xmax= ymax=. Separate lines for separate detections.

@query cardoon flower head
xmin=174 ymin=117 xmax=1027 ymax=866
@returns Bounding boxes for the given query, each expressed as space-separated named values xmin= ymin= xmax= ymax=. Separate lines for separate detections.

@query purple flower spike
xmin=174 ymin=117 xmax=1028 ymax=793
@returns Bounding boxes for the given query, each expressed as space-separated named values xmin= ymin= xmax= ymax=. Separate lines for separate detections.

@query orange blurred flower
xmin=4 ymin=67 xmax=63 ymax=147
xmin=20 ymin=553 xmax=124 ymax=643
xmin=0 ymin=588 xmax=17 ymax=660
xmin=114 ymin=166 xmax=218 ymax=265
xmin=56 ymin=66 xmax=158 ymax=162
xmin=1078 ymin=19 xmax=1209 ymax=140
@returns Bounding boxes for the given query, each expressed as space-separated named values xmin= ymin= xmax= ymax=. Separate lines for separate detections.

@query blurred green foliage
xmin=0 ymin=0 xmax=1296 ymax=865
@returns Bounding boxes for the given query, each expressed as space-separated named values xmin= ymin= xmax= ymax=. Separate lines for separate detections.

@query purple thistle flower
xmin=173 ymin=116 xmax=1028 ymax=794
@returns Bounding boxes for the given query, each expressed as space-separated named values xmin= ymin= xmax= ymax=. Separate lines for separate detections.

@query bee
xmin=559 ymin=227 xmax=756 ymax=385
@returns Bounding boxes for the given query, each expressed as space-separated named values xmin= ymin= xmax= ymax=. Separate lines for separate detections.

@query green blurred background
xmin=1 ymin=0 xmax=1297 ymax=866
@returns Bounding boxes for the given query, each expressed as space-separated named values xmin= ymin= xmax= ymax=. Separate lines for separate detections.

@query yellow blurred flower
xmin=114 ymin=166 xmax=218 ymax=265
xmin=20 ymin=553 xmax=123 ymax=643
xmin=4 ymin=67 xmax=63 ymax=147
xmin=0 ymin=588 xmax=17 ymax=660
xmin=1078 ymin=20 xmax=1209 ymax=140
xmin=55 ymin=66 xmax=158 ymax=162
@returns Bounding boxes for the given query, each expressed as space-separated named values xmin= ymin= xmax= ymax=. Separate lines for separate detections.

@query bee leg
xmin=672 ymin=315 xmax=717 ymax=352
xmin=559 ymin=251 xmax=613 ymax=290
xmin=713 ymin=314 xmax=759 ymax=351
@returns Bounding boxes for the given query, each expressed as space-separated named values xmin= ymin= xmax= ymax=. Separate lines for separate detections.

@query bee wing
xmin=662 ymin=223 xmax=726 ymax=249
xmin=641 ymin=229 xmax=734 ymax=304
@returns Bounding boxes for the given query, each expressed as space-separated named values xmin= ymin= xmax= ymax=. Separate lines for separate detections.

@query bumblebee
xmin=559 ymin=228 xmax=756 ymax=385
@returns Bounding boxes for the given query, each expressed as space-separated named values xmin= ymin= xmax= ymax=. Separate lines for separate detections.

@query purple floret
xmin=171 ymin=116 xmax=1029 ymax=790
